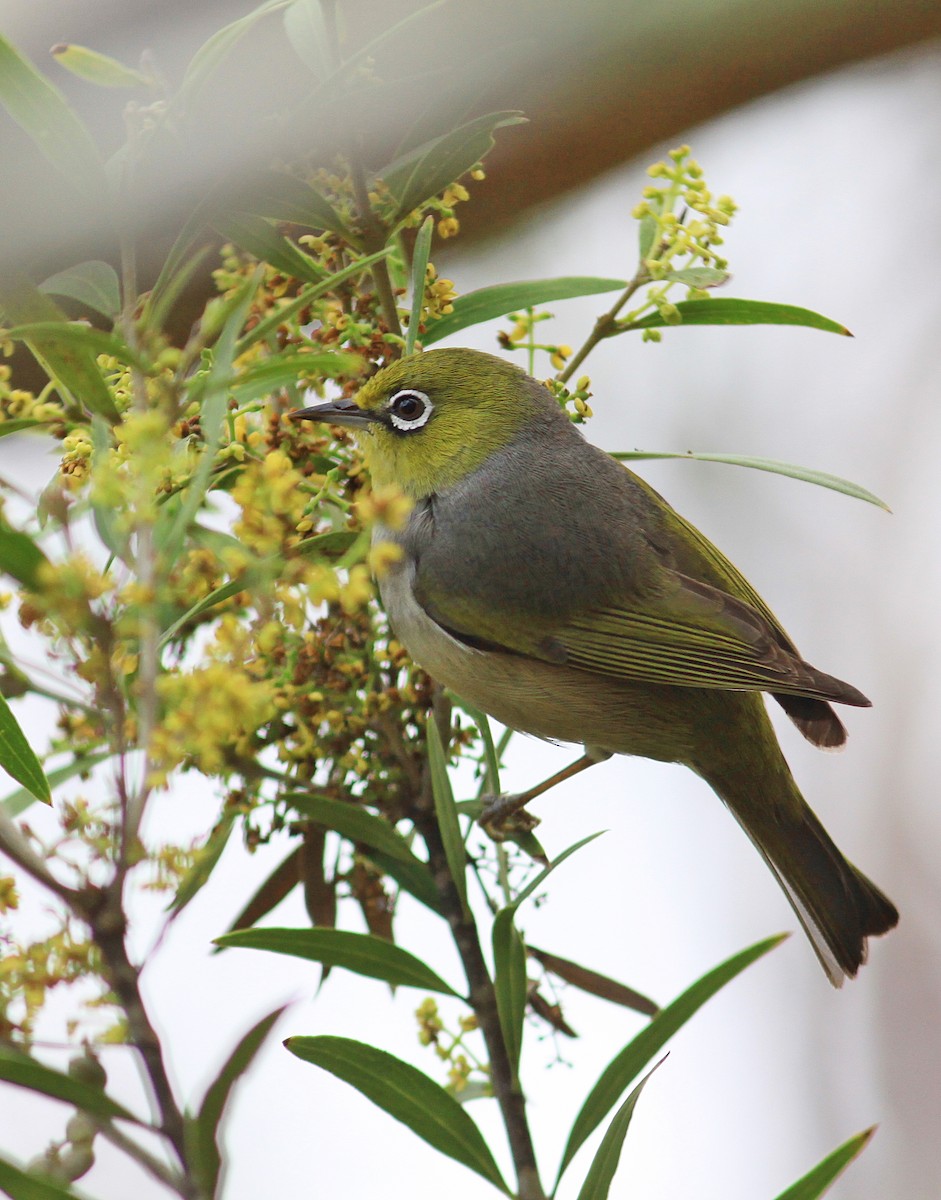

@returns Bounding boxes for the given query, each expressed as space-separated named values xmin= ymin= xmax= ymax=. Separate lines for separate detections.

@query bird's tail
xmin=700 ymin=757 xmax=898 ymax=985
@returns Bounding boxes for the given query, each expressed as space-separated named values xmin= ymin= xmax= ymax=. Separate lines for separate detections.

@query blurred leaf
xmin=229 ymin=351 xmax=362 ymax=405
xmin=529 ymin=988 xmax=577 ymax=1038
xmin=662 ymin=266 xmax=729 ymax=288
xmin=383 ymin=111 xmax=526 ymax=228
xmin=773 ymin=1128 xmax=876 ymax=1200
xmin=237 ymin=170 xmax=354 ymax=241
xmin=0 ymin=281 xmax=121 ymax=420
xmin=216 ymin=927 xmax=460 ymax=995
xmin=39 ymin=261 xmax=121 ymax=320
xmin=406 ymin=216 xmax=434 ymax=356
xmin=283 ymin=0 xmax=329 ymax=77
xmin=50 ymin=43 xmax=148 ymax=89
xmin=179 ymin=0 xmax=292 ymax=108
xmin=637 ymin=214 xmax=657 ymax=259
xmin=213 ymin=212 xmax=326 ymax=285
xmin=286 ymin=1036 xmax=511 ymax=1194
xmin=285 ymin=794 xmax=423 ymax=866
xmin=349 ymin=858 xmax=393 ymax=945
xmin=295 ymin=530 xmax=359 ymax=560
xmin=2 ymin=750 xmax=110 ymax=818
xmin=620 ymin=297 xmax=851 ymax=336
xmin=159 ymin=576 xmax=251 ymax=647
xmin=0 ymin=1155 xmax=81 ymax=1198
xmin=426 ymin=718 xmax=468 ymax=912
xmin=575 ymin=1059 xmax=664 ymax=1200
xmin=300 ymin=824 xmax=337 ymax=931
xmin=366 ymin=848 xmax=445 ymax=916
xmin=170 ymin=809 xmax=238 ymax=915
xmin=611 ymin=450 xmax=889 ymax=511
xmin=491 ymin=908 xmax=527 ymax=1074
xmin=0 ymin=420 xmax=45 ymax=439
xmin=0 ymin=521 xmax=47 ymax=589
xmin=190 ymin=1005 xmax=287 ymax=1197
xmin=528 ymin=946 xmax=659 ymax=1017
xmin=421 ymin=276 xmax=628 ymax=346
xmin=0 ymin=1046 xmax=137 ymax=1123
xmin=216 ymin=847 xmax=301 ymax=947
xmin=89 ymin=416 xmax=129 ymax=561
xmin=451 ymin=699 xmax=502 ymax=796
xmin=0 ymin=695 xmax=50 ymax=804
xmin=0 ymin=34 xmax=106 ymax=202
xmin=555 ymin=935 xmax=786 ymax=1186
xmin=143 ymin=202 xmax=217 ymax=331
xmin=234 ymin=247 xmax=394 ymax=355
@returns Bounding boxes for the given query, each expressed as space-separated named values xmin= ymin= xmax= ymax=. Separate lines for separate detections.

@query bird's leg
xmin=479 ymin=749 xmax=610 ymax=839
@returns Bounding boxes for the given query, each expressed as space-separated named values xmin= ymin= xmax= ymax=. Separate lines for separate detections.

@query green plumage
xmin=295 ymin=347 xmax=898 ymax=984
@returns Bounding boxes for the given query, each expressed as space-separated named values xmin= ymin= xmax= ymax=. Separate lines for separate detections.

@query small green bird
xmin=294 ymin=347 xmax=898 ymax=984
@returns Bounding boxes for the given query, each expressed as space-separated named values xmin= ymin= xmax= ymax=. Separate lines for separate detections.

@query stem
xmin=411 ymin=697 xmax=546 ymax=1200
xmin=556 ymin=268 xmax=649 ymax=384
xmin=98 ymin=1120 xmax=188 ymax=1194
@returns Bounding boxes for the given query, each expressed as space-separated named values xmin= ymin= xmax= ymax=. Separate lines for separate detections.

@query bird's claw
xmin=478 ymin=794 xmax=541 ymax=841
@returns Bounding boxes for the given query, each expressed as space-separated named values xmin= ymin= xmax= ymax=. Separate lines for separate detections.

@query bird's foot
xmin=478 ymin=793 xmax=541 ymax=842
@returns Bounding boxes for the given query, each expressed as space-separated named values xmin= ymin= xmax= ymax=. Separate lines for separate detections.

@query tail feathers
xmin=719 ymin=780 xmax=898 ymax=985
xmin=774 ymin=694 xmax=848 ymax=749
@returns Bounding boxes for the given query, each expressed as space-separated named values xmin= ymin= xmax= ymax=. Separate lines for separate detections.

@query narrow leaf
xmin=170 ymin=809 xmax=238 ymax=914
xmin=191 ymin=1006 xmax=287 ymax=1196
xmin=610 ymin=450 xmax=889 ymax=511
xmin=285 ymin=794 xmax=423 ymax=866
xmin=295 ymin=530 xmax=359 ymax=560
xmin=511 ymin=832 xmax=604 ymax=911
xmin=405 ymin=216 xmax=434 ymax=356
xmin=555 ymin=935 xmax=786 ymax=1185
xmin=773 ymin=1128 xmax=876 ymax=1200
xmin=426 ymin=719 xmax=468 ymax=911
xmin=0 ymin=1156 xmax=80 ymax=1199
xmin=283 ymin=0 xmax=329 ymax=78
xmin=159 ymin=576 xmax=253 ymax=647
xmin=213 ymin=212 xmax=326 ymax=284
xmin=215 ymin=927 xmax=459 ymax=995
xmin=637 ymin=214 xmax=657 ymax=259
xmin=238 ymin=170 xmax=353 ymax=240
xmin=384 ymin=111 xmax=526 ymax=227
xmin=0 ymin=521 xmax=47 ymax=589
xmin=422 ymin=277 xmax=628 ymax=346
xmin=39 ymin=261 xmax=121 ymax=320
xmin=451 ymin=698 xmax=501 ymax=795
xmin=492 ymin=908 xmax=527 ymax=1073
xmin=0 ymin=1046 xmax=137 ymax=1124
xmin=3 ymin=323 xmax=143 ymax=373
xmin=662 ymin=266 xmax=729 ymax=288
xmin=528 ymin=946 xmax=659 ymax=1017
xmin=0 ymin=35 xmax=106 ymax=201
xmin=0 ymin=695 xmax=50 ymax=804
xmin=179 ymin=0 xmax=291 ymax=108
xmin=575 ymin=1059 xmax=664 ymax=1200
xmin=621 ymin=297 xmax=851 ymax=336
xmin=50 ymin=43 xmax=148 ymax=89
xmin=365 ymin=848 xmax=445 ymax=916
xmin=286 ymin=1036 xmax=510 ymax=1194
xmin=2 ymin=749 xmax=110 ymax=818
xmin=229 ymin=351 xmax=362 ymax=404
xmin=0 ymin=420 xmax=45 ymax=439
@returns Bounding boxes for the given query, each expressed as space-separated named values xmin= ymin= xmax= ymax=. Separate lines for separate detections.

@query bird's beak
xmin=290 ymin=398 xmax=379 ymax=430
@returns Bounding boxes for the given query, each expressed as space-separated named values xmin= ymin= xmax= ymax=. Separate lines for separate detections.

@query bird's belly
xmin=379 ymin=562 xmax=699 ymax=763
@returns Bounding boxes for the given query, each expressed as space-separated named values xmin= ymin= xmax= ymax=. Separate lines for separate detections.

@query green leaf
xmin=286 ymin=1036 xmax=511 ymax=1194
xmin=215 ymin=927 xmax=460 ymax=995
xmin=50 ymin=43 xmax=148 ymax=89
xmin=0 ymin=35 xmax=106 ymax=202
xmin=159 ymin=577 xmax=252 ymax=646
xmin=229 ymin=351 xmax=362 ymax=405
xmin=575 ymin=1060 xmax=664 ymax=1200
xmin=426 ymin=718 xmax=468 ymax=912
xmin=179 ymin=0 xmax=292 ymax=109
xmin=0 ymin=1045 xmax=138 ymax=1124
xmin=238 ymin=170 xmax=353 ymax=240
xmin=0 ymin=1155 xmax=81 ymax=1199
xmin=610 ymin=449 xmax=890 ymax=511
xmin=451 ymin=698 xmax=501 ymax=795
xmin=365 ymin=848 xmax=445 ymax=916
xmin=555 ymin=935 xmax=786 ymax=1186
xmin=1 ymin=750 xmax=111 ymax=818
xmin=491 ymin=908 xmax=527 ymax=1074
xmin=0 ymin=695 xmax=50 ymax=804
xmin=213 ymin=212 xmax=327 ymax=284
xmin=283 ymin=0 xmax=329 ymax=77
xmin=662 ymin=267 xmax=729 ymax=288
xmin=421 ymin=276 xmax=629 ymax=347
xmin=620 ymin=297 xmax=851 ymax=336
xmin=295 ymin=530 xmax=360 ymax=560
xmin=383 ymin=111 xmax=526 ymax=228
xmin=405 ymin=216 xmax=434 ymax=356
xmin=527 ymin=946 xmax=659 ymax=1018
xmin=0 ymin=281 xmax=121 ymax=421
xmin=638 ymin=214 xmax=658 ymax=259
xmin=511 ymin=832 xmax=605 ymax=911
xmin=773 ymin=1128 xmax=876 ymax=1200
xmin=190 ymin=1006 xmax=287 ymax=1196
xmin=170 ymin=810 xmax=238 ymax=915
xmin=284 ymin=794 xmax=424 ymax=867
xmin=0 ymin=420 xmax=46 ymax=439
xmin=39 ymin=261 xmax=121 ymax=320
xmin=0 ymin=521 xmax=47 ymax=589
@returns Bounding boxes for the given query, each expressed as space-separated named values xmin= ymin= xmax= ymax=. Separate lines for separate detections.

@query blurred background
xmin=1 ymin=2 xmax=939 ymax=1197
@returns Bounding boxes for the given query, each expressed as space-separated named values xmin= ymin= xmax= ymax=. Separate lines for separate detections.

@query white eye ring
xmin=388 ymin=388 xmax=433 ymax=431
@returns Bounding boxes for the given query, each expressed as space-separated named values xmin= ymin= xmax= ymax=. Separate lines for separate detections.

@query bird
xmin=292 ymin=346 xmax=898 ymax=985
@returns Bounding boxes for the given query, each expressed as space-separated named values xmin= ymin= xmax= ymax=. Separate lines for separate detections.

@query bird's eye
xmin=387 ymin=388 xmax=433 ymax=432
